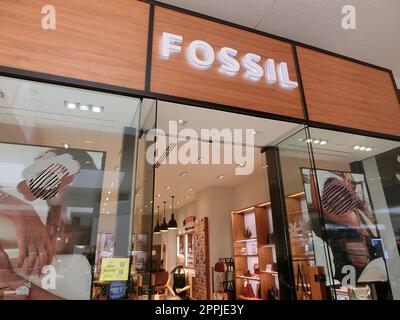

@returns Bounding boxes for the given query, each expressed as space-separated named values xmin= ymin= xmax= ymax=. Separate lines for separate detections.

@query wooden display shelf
xmin=237 ymin=295 xmax=262 ymax=301
xmin=261 ymin=271 xmax=278 ymax=276
xmin=235 ymin=238 xmax=257 ymax=243
xmin=236 ymin=275 xmax=261 ymax=281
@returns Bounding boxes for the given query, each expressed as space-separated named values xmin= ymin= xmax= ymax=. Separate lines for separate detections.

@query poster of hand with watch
xmin=0 ymin=143 xmax=104 ymax=300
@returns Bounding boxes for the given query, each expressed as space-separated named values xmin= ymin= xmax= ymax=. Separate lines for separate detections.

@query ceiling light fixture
xmin=365 ymin=147 xmax=372 ymax=152
xmin=160 ymin=201 xmax=168 ymax=232
xmin=153 ymin=205 xmax=161 ymax=234
xmin=91 ymin=106 xmax=104 ymax=113
xmin=63 ymin=143 xmax=70 ymax=149
xmin=156 ymin=194 xmax=161 ymax=198
xmin=353 ymin=145 xmax=360 ymax=150
xmin=313 ymin=139 xmax=320 ymax=144
xmin=306 ymin=138 xmax=313 ymax=143
xmin=165 ymin=186 xmax=171 ymax=190
xmin=359 ymin=146 xmax=366 ymax=151
xmin=187 ymin=187 xmax=193 ymax=192
xmin=65 ymin=101 xmax=78 ymax=110
xmin=79 ymin=104 xmax=90 ymax=111
xmin=320 ymin=140 xmax=327 ymax=145
xmin=217 ymin=175 xmax=224 ymax=180
xmin=108 ymin=191 xmax=111 ymax=195
xmin=177 ymin=119 xmax=187 ymax=125
xmin=185 ymin=195 xmax=190 ymax=200
xmin=179 ymin=171 xmax=188 ymax=177
xmin=168 ymin=196 xmax=178 ymax=230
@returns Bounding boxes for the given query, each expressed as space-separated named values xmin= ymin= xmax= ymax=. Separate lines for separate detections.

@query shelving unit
xmin=177 ymin=231 xmax=194 ymax=269
xmin=231 ymin=203 xmax=276 ymax=300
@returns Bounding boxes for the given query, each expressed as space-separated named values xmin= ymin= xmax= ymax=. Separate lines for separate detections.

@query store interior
xmin=1 ymin=75 xmax=400 ymax=300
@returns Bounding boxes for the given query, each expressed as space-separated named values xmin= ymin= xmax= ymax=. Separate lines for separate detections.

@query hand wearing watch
xmin=1 ymin=281 xmax=31 ymax=300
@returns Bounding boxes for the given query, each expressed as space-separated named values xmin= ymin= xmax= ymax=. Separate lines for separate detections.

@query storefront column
xmin=263 ymin=146 xmax=297 ymax=300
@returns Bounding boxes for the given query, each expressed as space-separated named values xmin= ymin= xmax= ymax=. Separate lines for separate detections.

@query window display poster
xmin=373 ymin=147 xmax=400 ymax=255
xmin=0 ymin=143 xmax=104 ymax=300
xmin=301 ymin=168 xmax=388 ymax=284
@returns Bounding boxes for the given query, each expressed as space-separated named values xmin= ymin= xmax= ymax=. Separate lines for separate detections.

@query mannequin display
xmin=165 ymin=254 xmax=191 ymax=300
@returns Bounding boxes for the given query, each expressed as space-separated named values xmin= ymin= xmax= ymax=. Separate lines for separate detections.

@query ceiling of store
xmin=158 ymin=0 xmax=400 ymax=88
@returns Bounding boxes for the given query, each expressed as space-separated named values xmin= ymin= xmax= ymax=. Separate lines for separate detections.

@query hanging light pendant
xmin=153 ymin=205 xmax=161 ymax=234
xmin=168 ymin=195 xmax=178 ymax=230
xmin=160 ymin=201 xmax=168 ymax=232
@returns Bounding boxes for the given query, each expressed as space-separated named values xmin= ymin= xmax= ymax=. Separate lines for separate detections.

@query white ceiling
xmin=159 ymin=0 xmax=400 ymax=87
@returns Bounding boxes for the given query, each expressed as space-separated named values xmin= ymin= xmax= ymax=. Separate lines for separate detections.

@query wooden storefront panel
xmin=0 ymin=0 xmax=149 ymax=90
xmin=151 ymin=6 xmax=304 ymax=120
xmin=297 ymin=46 xmax=400 ymax=136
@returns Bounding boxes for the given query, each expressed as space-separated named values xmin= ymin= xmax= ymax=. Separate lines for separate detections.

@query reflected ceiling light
xmin=65 ymin=101 xmax=78 ymax=110
xmin=185 ymin=195 xmax=190 ymax=200
xmin=251 ymin=130 xmax=261 ymax=135
xmin=160 ymin=201 xmax=168 ymax=232
xmin=153 ymin=205 xmax=161 ymax=234
xmin=359 ymin=146 xmax=366 ymax=151
xmin=108 ymin=191 xmax=111 ymax=195
xmin=63 ymin=143 xmax=70 ymax=149
xmin=353 ymin=145 xmax=360 ymax=150
xmin=305 ymin=138 xmax=313 ymax=143
xmin=298 ymin=138 xmax=304 ymax=142
xmin=354 ymin=145 xmax=372 ymax=152
xmin=165 ymin=186 xmax=171 ymax=190
xmin=110 ymin=182 xmax=115 ymax=187
xmin=150 ymin=200 xmax=153 ymax=204
xmin=320 ymin=140 xmax=327 ymax=145
xmin=168 ymin=196 xmax=178 ymax=230
xmin=179 ymin=171 xmax=188 ymax=177
xmin=217 ymin=175 xmax=224 ymax=180
xmin=106 ymin=197 xmax=109 ymax=201
xmin=156 ymin=194 xmax=161 ymax=198
xmin=236 ymin=162 xmax=246 ymax=168
xmin=91 ymin=106 xmax=104 ymax=113
xmin=79 ymin=104 xmax=90 ymax=111
xmin=365 ymin=147 xmax=372 ymax=152
xmin=177 ymin=119 xmax=187 ymax=125
xmin=313 ymin=139 xmax=320 ymax=144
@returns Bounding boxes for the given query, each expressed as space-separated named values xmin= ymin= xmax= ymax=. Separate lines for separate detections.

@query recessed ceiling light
xmin=165 ymin=186 xmax=171 ymax=190
xmin=65 ymin=102 xmax=77 ymax=110
xmin=156 ymin=194 xmax=161 ymax=198
xmin=110 ymin=182 xmax=114 ymax=187
xmin=185 ymin=195 xmax=190 ymax=199
xmin=104 ymin=202 xmax=107 ymax=206
xmin=176 ymin=201 xmax=180 ymax=205
xmin=106 ymin=211 xmax=110 ymax=215
xmin=108 ymin=191 xmax=111 ymax=195
xmin=63 ymin=143 xmax=70 ymax=149
xmin=320 ymin=140 xmax=327 ymax=145
xmin=169 ymin=205 xmax=172 ymax=209
xmin=187 ymin=187 xmax=193 ymax=192
xmin=80 ymin=104 xmax=90 ymax=111
xmin=313 ymin=139 xmax=320 ymax=144
xmin=365 ymin=147 xmax=372 ymax=152
xmin=91 ymin=106 xmax=104 ymax=113
xmin=145 ymin=205 xmax=148 ymax=208
xmin=252 ymin=130 xmax=261 ymax=135
xmin=298 ymin=138 xmax=304 ymax=142
xmin=150 ymin=200 xmax=153 ymax=204
xmin=106 ymin=197 xmax=109 ymax=201
xmin=306 ymin=139 xmax=313 ymax=143
xmin=177 ymin=120 xmax=187 ymax=125
xmin=353 ymin=145 xmax=360 ymax=150
xmin=179 ymin=171 xmax=188 ymax=177
xmin=217 ymin=175 xmax=224 ymax=180
xmin=359 ymin=146 xmax=366 ymax=151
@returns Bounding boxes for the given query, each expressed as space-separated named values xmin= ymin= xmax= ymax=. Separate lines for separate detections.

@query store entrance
xmin=147 ymin=100 xmax=303 ymax=300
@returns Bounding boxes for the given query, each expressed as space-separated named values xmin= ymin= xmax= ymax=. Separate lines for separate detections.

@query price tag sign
xmin=100 ymin=258 xmax=130 ymax=282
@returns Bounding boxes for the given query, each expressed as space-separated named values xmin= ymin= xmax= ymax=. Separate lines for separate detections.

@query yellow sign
xmin=99 ymin=258 xmax=130 ymax=282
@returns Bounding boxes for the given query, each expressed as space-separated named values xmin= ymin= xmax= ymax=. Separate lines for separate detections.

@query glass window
xmin=0 ymin=76 xmax=150 ymax=300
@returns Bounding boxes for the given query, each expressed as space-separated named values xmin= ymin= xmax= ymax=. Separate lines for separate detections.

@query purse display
xmin=214 ymin=258 xmax=227 ymax=272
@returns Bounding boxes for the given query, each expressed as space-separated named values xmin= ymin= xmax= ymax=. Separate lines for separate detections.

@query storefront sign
xmin=161 ymin=32 xmax=298 ymax=89
xmin=151 ymin=7 xmax=303 ymax=119
xmin=99 ymin=258 xmax=130 ymax=282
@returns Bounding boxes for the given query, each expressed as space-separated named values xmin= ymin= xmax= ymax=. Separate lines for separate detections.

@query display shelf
xmin=261 ymin=271 xmax=278 ymax=275
xmin=235 ymin=238 xmax=257 ymax=243
xmin=236 ymin=275 xmax=260 ymax=281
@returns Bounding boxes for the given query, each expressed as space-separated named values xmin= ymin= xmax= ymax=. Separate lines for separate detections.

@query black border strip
xmin=142 ymin=0 xmax=392 ymax=73
xmin=389 ymin=70 xmax=400 ymax=104
xmin=145 ymin=4 xmax=155 ymax=93
xmin=292 ymin=43 xmax=309 ymax=120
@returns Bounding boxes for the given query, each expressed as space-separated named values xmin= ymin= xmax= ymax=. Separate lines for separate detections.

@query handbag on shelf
xmin=242 ymin=279 xmax=255 ymax=298
xmin=214 ymin=258 xmax=228 ymax=272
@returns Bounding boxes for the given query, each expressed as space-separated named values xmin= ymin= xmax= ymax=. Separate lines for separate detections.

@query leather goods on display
xmin=242 ymin=279 xmax=255 ymax=298
xmin=214 ymin=259 xmax=227 ymax=272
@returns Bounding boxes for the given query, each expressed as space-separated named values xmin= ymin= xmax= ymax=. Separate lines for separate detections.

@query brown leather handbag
xmin=214 ymin=259 xmax=227 ymax=272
